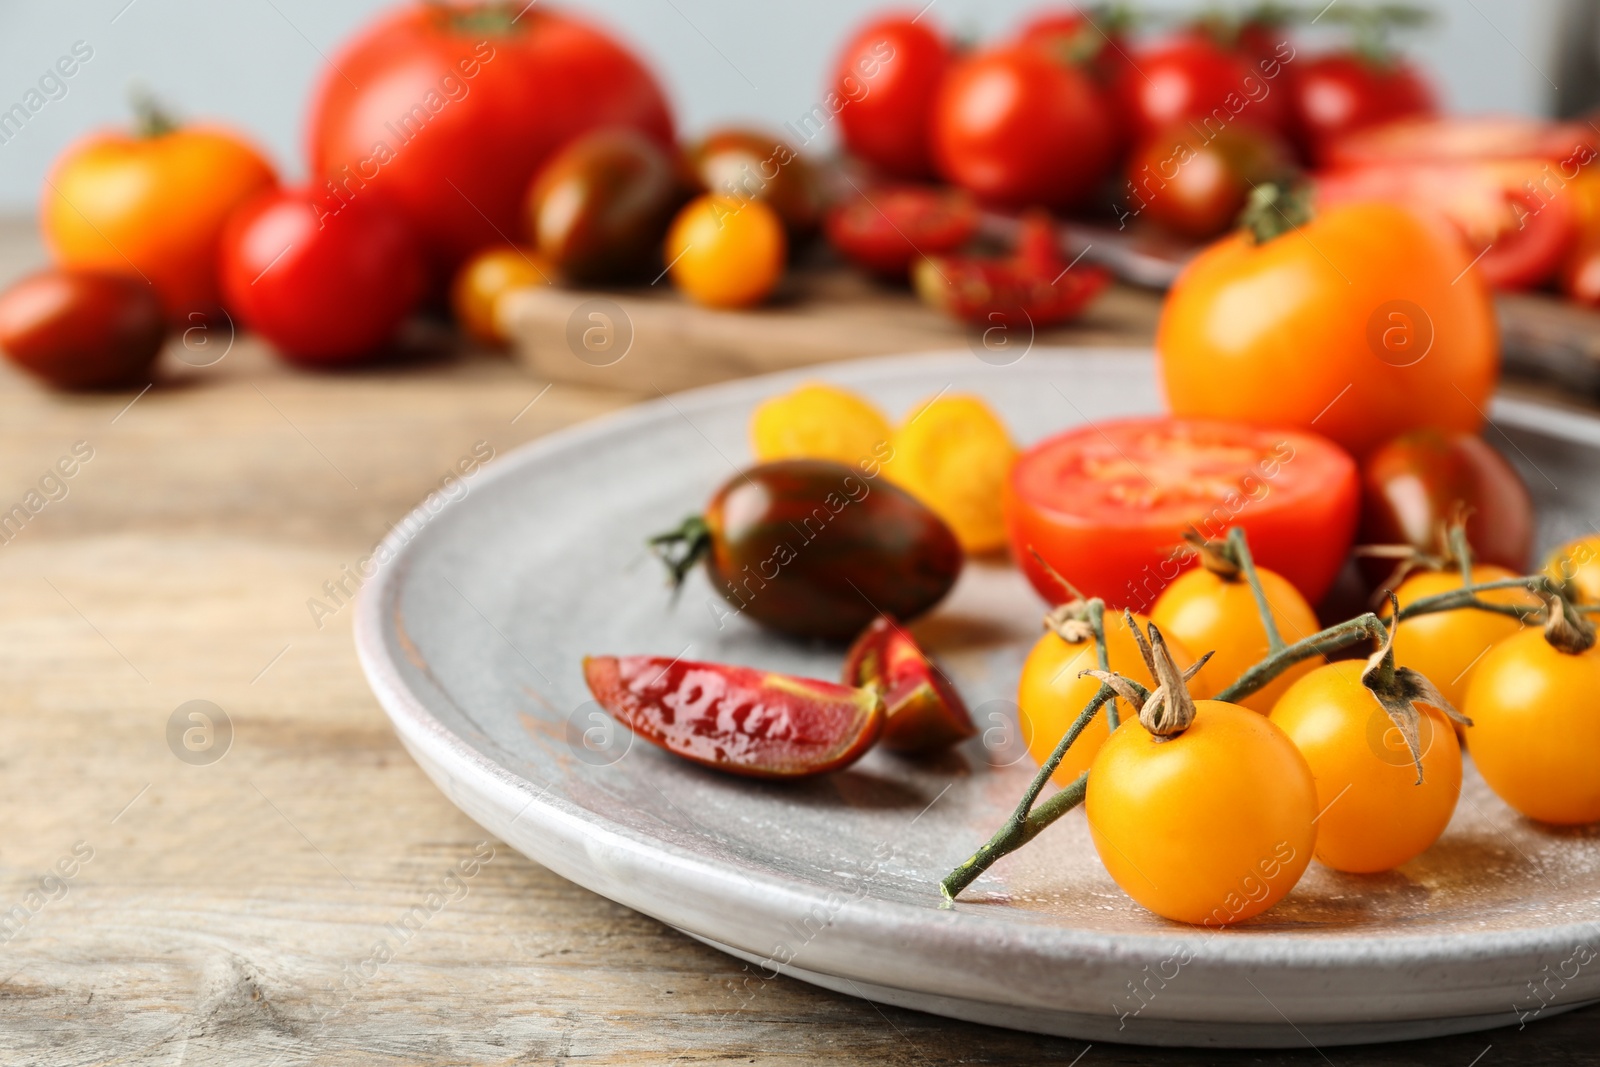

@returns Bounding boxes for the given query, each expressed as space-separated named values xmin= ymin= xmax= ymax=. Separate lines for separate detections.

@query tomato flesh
xmin=825 ymin=186 xmax=978 ymax=279
xmin=583 ymin=655 xmax=884 ymax=778
xmin=842 ymin=616 xmax=975 ymax=752
xmin=1005 ymin=417 xmax=1359 ymax=610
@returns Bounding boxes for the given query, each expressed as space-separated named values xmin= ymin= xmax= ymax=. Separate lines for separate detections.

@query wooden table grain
xmin=2 ymin=215 xmax=1595 ymax=1066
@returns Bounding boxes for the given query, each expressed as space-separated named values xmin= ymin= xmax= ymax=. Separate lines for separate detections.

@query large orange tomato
xmin=1157 ymin=198 xmax=1499 ymax=458
xmin=42 ymin=116 xmax=277 ymax=321
xmin=1017 ymin=611 xmax=1199 ymax=788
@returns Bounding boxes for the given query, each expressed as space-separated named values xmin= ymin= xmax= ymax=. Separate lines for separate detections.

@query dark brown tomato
xmin=1127 ymin=123 xmax=1293 ymax=239
xmin=1360 ymin=429 xmax=1534 ymax=573
xmin=842 ymin=615 xmax=975 ymax=752
xmin=524 ymin=127 xmax=684 ymax=284
xmin=582 ymin=655 xmax=884 ymax=778
xmin=0 ymin=269 xmax=164 ymax=390
xmin=652 ymin=459 xmax=963 ymax=641
xmin=687 ymin=128 xmax=824 ymax=243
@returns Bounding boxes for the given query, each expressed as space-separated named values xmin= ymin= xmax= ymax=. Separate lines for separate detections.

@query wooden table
xmin=2 ymin=215 xmax=1595 ymax=1066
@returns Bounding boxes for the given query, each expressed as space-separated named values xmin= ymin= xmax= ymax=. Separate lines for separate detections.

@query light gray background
xmin=0 ymin=0 xmax=1569 ymax=211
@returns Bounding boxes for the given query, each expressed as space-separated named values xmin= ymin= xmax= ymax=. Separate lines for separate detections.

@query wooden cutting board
xmin=502 ymin=265 xmax=1162 ymax=395
xmin=503 ymin=259 xmax=1600 ymax=397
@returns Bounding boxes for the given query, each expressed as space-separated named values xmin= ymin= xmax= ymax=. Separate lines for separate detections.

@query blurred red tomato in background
xmin=306 ymin=2 xmax=673 ymax=278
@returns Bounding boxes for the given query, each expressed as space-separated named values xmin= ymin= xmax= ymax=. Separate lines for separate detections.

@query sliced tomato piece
xmin=1005 ymin=417 xmax=1359 ymax=610
xmin=1316 ymin=160 xmax=1579 ymax=290
xmin=842 ymin=615 xmax=975 ymax=753
xmin=825 ymin=185 xmax=978 ymax=279
xmin=913 ymin=213 xmax=1109 ymax=329
xmin=1324 ymin=115 xmax=1599 ymax=169
xmin=582 ymin=655 xmax=884 ymax=778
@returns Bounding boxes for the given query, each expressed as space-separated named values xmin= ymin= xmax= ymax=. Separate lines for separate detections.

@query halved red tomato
xmin=1005 ymin=417 xmax=1359 ymax=611
xmin=1323 ymin=115 xmax=1598 ymax=168
xmin=842 ymin=615 xmax=975 ymax=752
xmin=825 ymin=185 xmax=978 ymax=279
xmin=1316 ymin=160 xmax=1579 ymax=290
xmin=583 ymin=655 xmax=884 ymax=778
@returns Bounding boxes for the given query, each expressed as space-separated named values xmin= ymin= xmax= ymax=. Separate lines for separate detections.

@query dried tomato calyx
xmin=1361 ymin=599 xmax=1471 ymax=784
xmin=1183 ymin=528 xmax=1241 ymax=581
xmin=1081 ymin=614 xmax=1212 ymax=740
xmin=1539 ymin=586 xmax=1597 ymax=655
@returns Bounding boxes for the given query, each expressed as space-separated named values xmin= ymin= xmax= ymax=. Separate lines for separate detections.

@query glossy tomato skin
xmin=1086 ymin=701 xmax=1317 ymax=925
xmin=1561 ymin=235 xmax=1600 ymax=306
xmin=307 ymin=4 xmax=673 ymax=276
xmin=842 ymin=615 xmax=975 ymax=752
xmin=1465 ymin=630 xmax=1600 ymax=825
xmin=1270 ymin=661 xmax=1461 ymax=873
xmin=1360 ymin=429 xmax=1534 ymax=572
xmin=1126 ymin=123 xmax=1292 ymax=239
xmin=1316 ymin=161 xmax=1579 ymax=291
xmin=1017 ymin=8 xmax=1136 ymax=87
xmin=1290 ymin=53 xmax=1435 ymax=165
xmin=701 ymin=459 xmax=962 ymax=641
xmin=583 ymin=655 xmax=884 ymax=778
xmin=450 ymin=245 xmax=552 ymax=345
xmin=0 ymin=269 xmax=165 ymax=390
xmin=1116 ymin=34 xmax=1293 ymax=147
xmin=1006 ymin=418 xmax=1359 ymax=610
xmin=689 ymin=129 xmax=823 ymax=242
xmin=665 ymin=196 xmax=787 ymax=309
xmin=1151 ymin=565 xmax=1321 ymax=713
xmin=825 ymin=186 xmax=978 ymax=279
xmin=42 ymin=125 xmax=277 ymax=321
xmin=833 ymin=14 xmax=952 ymax=180
xmin=932 ymin=44 xmax=1115 ymax=210
xmin=1158 ymin=201 xmax=1499 ymax=458
xmin=1388 ymin=565 xmax=1536 ymax=711
xmin=219 ymin=188 xmax=425 ymax=364
xmin=1017 ymin=611 xmax=1200 ymax=788
xmin=525 ymin=128 xmax=684 ymax=284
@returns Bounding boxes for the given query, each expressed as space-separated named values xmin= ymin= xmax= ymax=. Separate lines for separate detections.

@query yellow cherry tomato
xmin=1017 ymin=612 xmax=1198 ymax=788
xmin=1086 ymin=700 xmax=1317 ymax=926
xmin=666 ymin=194 xmax=786 ymax=309
xmin=749 ymin=382 xmax=892 ymax=467
xmin=1388 ymin=565 xmax=1535 ymax=711
xmin=450 ymin=246 xmax=553 ymax=346
xmin=1151 ymin=564 xmax=1321 ymax=714
xmin=1270 ymin=661 xmax=1461 ymax=873
xmin=1544 ymin=534 xmax=1600 ymax=605
xmin=1465 ymin=628 xmax=1600 ymax=825
xmin=886 ymin=394 xmax=1016 ymax=554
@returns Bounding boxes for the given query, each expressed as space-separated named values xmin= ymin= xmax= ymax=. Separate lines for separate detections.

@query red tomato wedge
xmin=1315 ymin=161 xmax=1579 ymax=290
xmin=842 ymin=616 xmax=975 ymax=753
xmin=582 ymin=655 xmax=885 ymax=778
xmin=1005 ymin=418 xmax=1359 ymax=612
xmin=825 ymin=186 xmax=978 ymax=279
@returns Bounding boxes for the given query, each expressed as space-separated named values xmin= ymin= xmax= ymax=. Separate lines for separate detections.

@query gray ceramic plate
xmin=354 ymin=350 xmax=1600 ymax=1049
